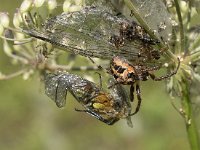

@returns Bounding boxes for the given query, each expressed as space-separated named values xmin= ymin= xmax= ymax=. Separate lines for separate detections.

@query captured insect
xmin=109 ymin=56 xmax=180 ymax=115
xmin=22 ymin=6 xmax=161 ymax=63
xmin=44 ymin=72 xmax=133 ymax=127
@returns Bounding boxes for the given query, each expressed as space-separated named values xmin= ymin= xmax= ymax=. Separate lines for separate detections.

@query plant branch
xmin=124 ymin=0 xmax=160 ymax=44
xmin=123 ymin=0 xmax=178 ymax=64
xmin=174 ymin=0 xmax=185 ymax=54
xmin=0 ymin=69 xmax=26 ymax=80
xmin=185 ymin=0 xmax=192 ymax=53
xmin=184 ymin=50 xmax=200 ymax=63
xmin=189 ymin=34 xmax=200 ymax=52
xmin=180 ymin=78 xmax=200 ymax=150
xmin=45 ymin=64 xmax=100 ymax=71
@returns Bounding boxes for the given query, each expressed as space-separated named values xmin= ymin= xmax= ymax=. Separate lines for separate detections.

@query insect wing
xmin=63 ymin=74 xmax=99 ymax=103
xmin=44 ymin=73 xmax=68 ymax=108
xmin=22 ymin=7 xmax=142 ymax=61
xmin=44 ymin=72 xmax=100 ymax=107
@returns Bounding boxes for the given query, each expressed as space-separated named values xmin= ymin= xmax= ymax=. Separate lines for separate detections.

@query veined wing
xmin=44 ymin=73 xmax=68 ymax=108
xmin=44 ymin=72 xmax=100 ymax=107
xmin=22 ymin=7 xmax=145 ymax=61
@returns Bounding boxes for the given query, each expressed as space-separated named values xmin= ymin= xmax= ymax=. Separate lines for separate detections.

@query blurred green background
xmin=0 ymin=1 xmax=199 ymax=150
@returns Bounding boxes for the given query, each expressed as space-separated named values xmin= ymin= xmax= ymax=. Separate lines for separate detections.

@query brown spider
xmin=109 ymin=56 xmax=180 ymax=115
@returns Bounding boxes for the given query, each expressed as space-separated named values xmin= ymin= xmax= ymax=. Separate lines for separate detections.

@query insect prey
xmin=44 ymin=72 xmax=133 ymax=127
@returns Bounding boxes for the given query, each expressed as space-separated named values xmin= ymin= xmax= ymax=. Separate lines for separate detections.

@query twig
xmin=180 ymin=78 xmax=200 ymax=150
xmin=174 ymin=0 xmax=185 ymax=54
xmin=0 ymin=69 xmax=26 ymax=80
xmin=123 ymin=0 xmax=178 ymax=62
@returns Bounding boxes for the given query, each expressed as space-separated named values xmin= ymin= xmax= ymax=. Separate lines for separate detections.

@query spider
xmin=44 ymin=72 xmax=133 ymax=127
xmin=109 ymin=56 xmax=180 ymax=115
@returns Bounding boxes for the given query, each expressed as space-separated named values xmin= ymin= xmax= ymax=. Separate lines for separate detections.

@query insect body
xmin=109 ymin=56 xmax=180 ymax=115
xmin=44 ymin=72 xmax=133 ymax=127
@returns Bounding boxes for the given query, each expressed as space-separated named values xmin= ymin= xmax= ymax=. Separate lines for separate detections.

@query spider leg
xmin=75 ymin=108 xmax=119 ymax=125
xmin=150 ymin=57 xmax=180 ymax=81
xmin=88 ymin=57 xmax=104 ymax=70
xmin=130 ymin=82 xmax=142 ymax=115
xmin=88 ymin=56 xmax=111 ymax=75
xmin=129 ymin=84 xmax=135 ymax=102
xmin=144 ymin=64 xmax=161 ymax=72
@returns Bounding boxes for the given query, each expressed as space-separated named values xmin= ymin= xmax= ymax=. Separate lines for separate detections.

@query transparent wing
xmin=44 ymin=72 xmax=100 ymax=106
xmin=61 ymin=73 xmax=100 ymax=102
xmin=23 ymin=7 xmax=144 ymax=61
xmin=44 ymin=73 xmax=67 ymax=108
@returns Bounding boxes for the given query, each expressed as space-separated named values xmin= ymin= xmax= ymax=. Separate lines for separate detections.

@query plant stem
xmin=0 ymin=69 xmax=26 ymax=80
xmin=174 ymin=0 xmax=185 ymax=54
xmin=180 ymin=78 xmax=200 ymax=150
xmin=184 ymin=50 xmax=200 ymax=63
xmin=123 ymin=0 xmax=177 ymax=62
xmin=123 ymin=0 xmax=200 ymax=149
xmin=123 ymin=0 xmax=160 ymax=44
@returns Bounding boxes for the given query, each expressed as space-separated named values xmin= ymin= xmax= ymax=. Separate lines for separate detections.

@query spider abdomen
xmin=110 ymin=56 xmax=139 ymax=84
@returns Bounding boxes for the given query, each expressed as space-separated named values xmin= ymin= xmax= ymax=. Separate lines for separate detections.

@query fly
xmin=44 ymin=72 xmax=133 ymax=127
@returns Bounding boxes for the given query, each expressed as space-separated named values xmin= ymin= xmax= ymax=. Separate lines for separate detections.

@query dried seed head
xmin=68 ymin=5 xmax=82 ymax=12
xmin=63 ymin=0 xmax=71 ymax=12
xmin=20 ymin=0 xmax=33 ymax=13
xmin=13 ymin=10 xmax=23 ymax=28
xmin=164 ymin=63 xmax=169 ymax=67
xmin=166 ymin=0 xmax=173 ymax=8
xmin=33 ymin=0 xmax=45 ymax=7
xmin=0 ymin=24 xmax=4 ymax=35
xmin=0 ymin=12 xmax=10 ymax=28
xmin=23 ymin=69 xmax=34 ymax=80
xmin=3 ymin=40 xmax=13 ymax=56
xmin=15 ymin=32 xmax=25 ymax=40
xmin=48 ymin=0 xmax=57 ymax=11
xmin=180 ymin=1 xmax=187 ymax=12
xmin=74 ymin=0 xmax=84 ymax=6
